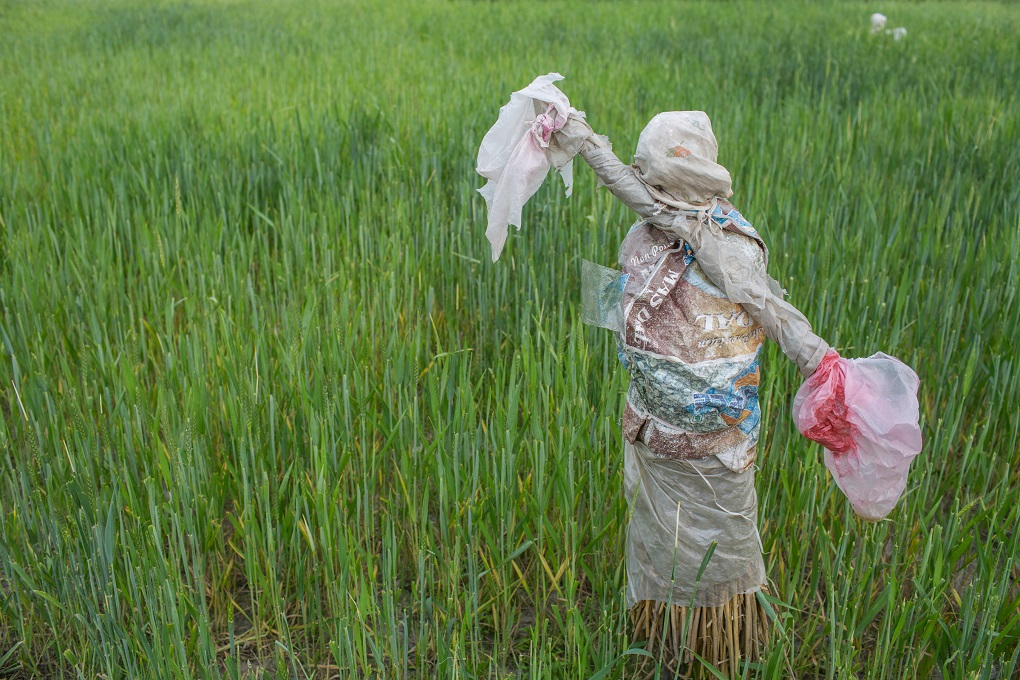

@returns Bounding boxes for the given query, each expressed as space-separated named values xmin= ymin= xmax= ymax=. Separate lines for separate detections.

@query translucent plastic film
xmin=624 ymin=441 xmax=765 ymax=608
xmin=580 ymin=259 xmax=628 ymax=333
xmin=793 ymin=351 xmax=923 ymax=521
xmin=477 ymin=73 xmax=580 ymax=261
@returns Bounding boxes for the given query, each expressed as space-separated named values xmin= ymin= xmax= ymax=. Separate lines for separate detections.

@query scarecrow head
xmin=632 ymin=111 xmax=734 ymax=208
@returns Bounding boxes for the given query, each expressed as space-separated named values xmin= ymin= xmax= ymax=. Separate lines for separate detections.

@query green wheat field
xmin=1 ymin=0 xmax=1019 ymax=677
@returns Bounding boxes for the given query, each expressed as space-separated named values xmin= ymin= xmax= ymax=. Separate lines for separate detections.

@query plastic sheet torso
xmin=618 ymin=211 xmax=767 ymax=473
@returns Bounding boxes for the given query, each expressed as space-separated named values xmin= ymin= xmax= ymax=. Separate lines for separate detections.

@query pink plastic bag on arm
xmin=792 ymin=350 xmax=923 ymax=521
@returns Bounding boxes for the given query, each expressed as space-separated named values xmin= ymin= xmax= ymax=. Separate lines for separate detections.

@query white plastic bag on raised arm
xmin=477 ymin=73 xmax=583 ymax=261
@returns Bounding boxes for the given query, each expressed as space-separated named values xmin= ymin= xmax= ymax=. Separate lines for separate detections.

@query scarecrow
xmin=477 ymin=74 xmax=922 ymax=674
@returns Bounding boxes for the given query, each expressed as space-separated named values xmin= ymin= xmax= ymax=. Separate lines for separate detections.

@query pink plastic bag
xmin=793 ymin=350 xmax=923 ymax=521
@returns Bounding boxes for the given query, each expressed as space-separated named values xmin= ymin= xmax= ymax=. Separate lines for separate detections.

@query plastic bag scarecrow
xmin=478 ymin=75 xmax=922 ymax=672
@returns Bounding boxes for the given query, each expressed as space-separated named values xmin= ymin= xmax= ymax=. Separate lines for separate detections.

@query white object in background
xmin=476 ymin=73 xmax=581 ymax=261
xmin=870 ymin=13 xmax=887 ymax=35
xmin=889 ymin=27 xmax=907 ymax=40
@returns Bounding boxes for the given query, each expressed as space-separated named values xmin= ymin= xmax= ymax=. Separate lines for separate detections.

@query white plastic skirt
xmin=624 ymin=440 xmax=766 ymax=609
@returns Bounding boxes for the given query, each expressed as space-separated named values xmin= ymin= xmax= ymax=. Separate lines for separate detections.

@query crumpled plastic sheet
xmin=477 ymin=73 xmax=581 ymax=261
xmin=793 ymin=351 xmax=923 ymax=521
xmin=624 ymin=440 xmax=766 ymax=608
xmin=579 ymin=259 xmax=628 ymax=333
xmin=631 ymin=111 xmax=733 ymax=207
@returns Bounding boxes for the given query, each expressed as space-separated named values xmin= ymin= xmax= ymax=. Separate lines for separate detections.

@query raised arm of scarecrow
xmin=554 ymin=113 xmax=829 ymax=376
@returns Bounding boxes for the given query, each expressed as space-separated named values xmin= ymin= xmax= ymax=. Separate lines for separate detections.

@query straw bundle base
xmin=628 ymin=592 xmax=769 ymax=679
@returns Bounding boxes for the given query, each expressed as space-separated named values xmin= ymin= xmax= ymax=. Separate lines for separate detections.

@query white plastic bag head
xmin=632 ymin=112 xmax=733 ymax=207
